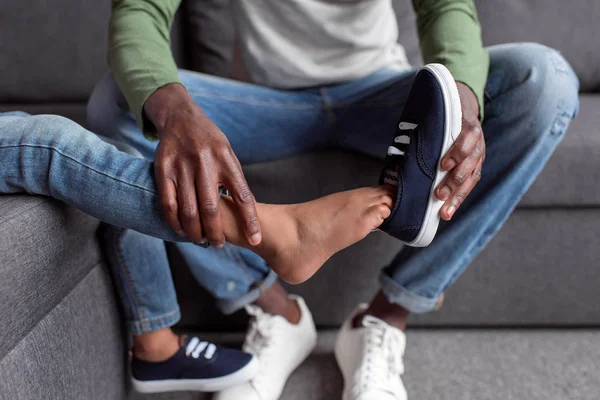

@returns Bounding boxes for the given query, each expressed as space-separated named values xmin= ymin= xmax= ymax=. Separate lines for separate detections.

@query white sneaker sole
xmin=131 ymin=356 xmax=260 ymax=393
xmin=405 ymin=63 xmax=462 ymax=248
xmin=333 ymin=328 xmax=352 ymax=400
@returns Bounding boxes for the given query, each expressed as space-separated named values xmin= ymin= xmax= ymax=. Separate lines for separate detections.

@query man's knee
xmin=86 ymin=72 xmax=131 ymax=139
xmin=491 ymin=43 xmax=579 ymax=131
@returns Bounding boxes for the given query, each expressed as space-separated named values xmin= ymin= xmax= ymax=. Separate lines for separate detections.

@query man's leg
xmin=378 ymin=43 xmax=578 ymax=318
xmin=325 ymin=43 xmax=579 ymax=398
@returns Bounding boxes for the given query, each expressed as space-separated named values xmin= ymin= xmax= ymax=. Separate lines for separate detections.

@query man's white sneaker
xmin=335 ymin=304 xmax=407 ymax=400
xmin=213 ymin=295 xmax=317 ymax=400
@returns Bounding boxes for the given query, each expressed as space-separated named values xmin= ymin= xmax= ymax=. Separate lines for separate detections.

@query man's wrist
xmin=144 ymin=83 xmax=197 ymax=134
xmin=455 ymin=82 xmax=481 ymax=121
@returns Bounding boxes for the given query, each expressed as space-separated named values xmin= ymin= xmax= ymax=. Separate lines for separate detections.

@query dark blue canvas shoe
xmin=131 ymin=336 xmax=259 ymax=393
xmin=379 ymin=64 xmax=462 ymax=247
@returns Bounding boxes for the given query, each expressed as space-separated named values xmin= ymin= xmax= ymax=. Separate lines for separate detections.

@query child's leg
xmin=0 ymin=113 xmax=393 ymax=283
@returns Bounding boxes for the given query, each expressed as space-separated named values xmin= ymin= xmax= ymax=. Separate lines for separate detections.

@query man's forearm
xmin=109 ymin=0 xmax=182 ymax=137
xmin=412 ymin=0 xmax=489 ymax=119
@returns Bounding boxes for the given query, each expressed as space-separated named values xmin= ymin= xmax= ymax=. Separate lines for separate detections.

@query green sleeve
xmin=412 ymin=0 xmax=489 ymax=120
xmin=109 ymin=0 xmax=182 ymax=136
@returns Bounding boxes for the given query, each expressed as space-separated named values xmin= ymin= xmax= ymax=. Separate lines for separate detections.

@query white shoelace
xmin=387 ymin=121 xmax=416 ymax=157
xmin=382 ymin=122 xmax=417 ymax=186
xmin=184 ymin=337 xmax=217 ymax=359
xmin=354 ymin=315 xmax=405 ymax=397
xmin=244 ymin=305 xmax=277 ymax=388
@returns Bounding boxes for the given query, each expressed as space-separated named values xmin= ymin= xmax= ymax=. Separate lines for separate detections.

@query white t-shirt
xmin=232 ymin=0 xmax=411 ymax=88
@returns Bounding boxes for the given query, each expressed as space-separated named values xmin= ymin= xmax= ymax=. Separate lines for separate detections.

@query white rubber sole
xmin=333 ymin=320 xmax=353 ymax=400
xmin=131 ymin=356 xmax=260 ymax=394
xmin=334 ymin=351 xmax=356 ymax=400
xmin=405 ymin=63 xmax=462 ymax=248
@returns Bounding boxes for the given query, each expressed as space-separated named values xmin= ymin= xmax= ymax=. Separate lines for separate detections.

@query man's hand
xmin=435 ymin=82 xmax=485 ymax=221
xmin=145 ymin=83 xmax=261 ymax=247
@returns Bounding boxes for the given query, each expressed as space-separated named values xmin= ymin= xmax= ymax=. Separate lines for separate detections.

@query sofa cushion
xmin=0 ymin=1 xmax=110 ymax=103
xmin=186 ymin=0 xmax=236 ymax=77
xmin=0 ymin=0 xmax=188 ymax=103
xmin=0 ymin=266 xmax=126 ymax=400
xmin=390 ymin=0 xmax=599 ymax=92
xmin=476 ymin=0 xmax=600 ymax=93
xmin=0 ymin=104 xmax=88 ymax=127
xmin=522 ymin=94 xmax=600 ymax=207
xmin=0 ymin=195 xmax=104 ymax=358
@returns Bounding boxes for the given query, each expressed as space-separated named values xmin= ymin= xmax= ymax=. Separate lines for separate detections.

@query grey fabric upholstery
xmin=185 ymin=0 xmax=236 ymax=77
xmin=523 ymin=95 xmax=600 ymax=206
xmin=0 ymin=266 xmax=126 ymax=400
xmin=0 ymin=0 xmax=187 ymax=104
xmin=476 ymin=0 xmax=600 ymax=93
xmin=0 ymin=0 xmax=111 ymax=102
xmin=0 ymin=196 xmax=104 ymax=358
xmin=0 ymin=104 xmax=88 ymax=127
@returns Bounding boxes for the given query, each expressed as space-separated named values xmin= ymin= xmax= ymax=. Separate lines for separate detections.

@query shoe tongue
xmin=361 ymin=315 xmax=406 ymax=348
xmin=361 ymin=314 xmax=388 ymax=328
xmin=245 ymin=305 xmax=283 ymax=335
xmin=245 ymin=304 xmax=291 ymax=327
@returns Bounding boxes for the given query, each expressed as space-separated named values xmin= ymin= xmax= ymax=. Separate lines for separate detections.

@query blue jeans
xmin=0 ymin=43 xmax=578 ymax=335
xmin=86 ymin=41 xmax=579 ymax=332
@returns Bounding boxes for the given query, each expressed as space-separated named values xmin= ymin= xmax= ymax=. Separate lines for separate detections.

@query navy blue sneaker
xmin=131 ymin=336 xmax=260 ymax=393
xmin=379 ymin=64 xmax=462 ymax=247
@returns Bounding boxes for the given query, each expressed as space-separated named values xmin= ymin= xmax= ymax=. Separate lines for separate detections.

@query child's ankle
xmin=132 ymin=329 xmax=181 ymax=362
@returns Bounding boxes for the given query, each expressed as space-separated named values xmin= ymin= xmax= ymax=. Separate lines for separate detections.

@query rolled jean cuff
xmin=127 ymin=308 xmax=181 ymax=336
xmin=379 ymin=273 xmax=441 ymax=314
xmin=216 ymin=269 xmax=279 ymax=315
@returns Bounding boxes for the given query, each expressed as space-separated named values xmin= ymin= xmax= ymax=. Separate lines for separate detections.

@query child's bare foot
xmin=220 ymin=186 xmax=394 ymax=284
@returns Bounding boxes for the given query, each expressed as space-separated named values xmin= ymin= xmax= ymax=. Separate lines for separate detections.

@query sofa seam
xmin=1 ymin=260 xmax=106 ymax=360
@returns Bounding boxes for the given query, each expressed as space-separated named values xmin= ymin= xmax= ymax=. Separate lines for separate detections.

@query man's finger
xmin=222 ymin=158 xmax=261 ymax=246
xmin=177 ymin=168 xmax=205 ymax=244
xmin=155 ymin=163 xmax=185 ymax=236
xmin=196 ymin=165 xmax=225 ymax=248
xmin=161 ymin=179 xmax=185 ymax=236
xmin=441 ymin=121 xmax=482 ymax=171
xmin=440 ymin=157 xmax=484 ymax=221
xmin=436 ymin=138 xmax=485 ymax=201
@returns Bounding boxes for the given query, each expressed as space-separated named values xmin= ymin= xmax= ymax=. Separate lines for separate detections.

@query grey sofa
xmin=1 ymin=1 xmax=599 ymax=399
